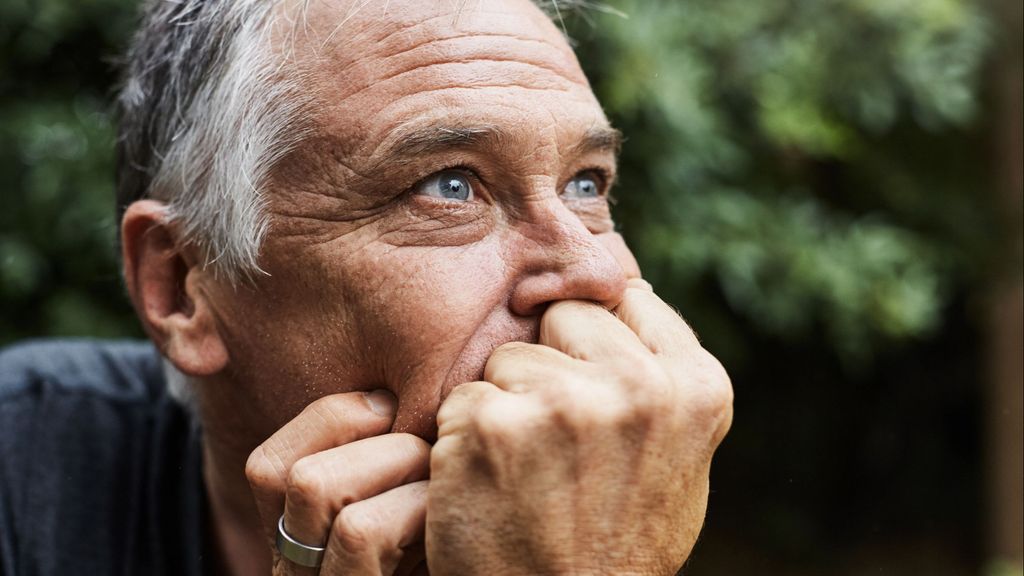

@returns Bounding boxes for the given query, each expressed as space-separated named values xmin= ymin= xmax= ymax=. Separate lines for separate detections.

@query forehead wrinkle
xmin=374 ymin=31 xmax=564 ymax=63
xmin=288 ymin=3 xmax=585 ymax=93
xmin=287 ymin=1 xmax=570 ymax=68
xmin=377 ymin=53 xmax=578 ymax=91
xmin=351 ymin=30 xmax=582 ymax=88
xmin=307 ymin=1 xmax=563 ymax=50
xmin=338 ymin=61 xmax=577 ymax=110
xmin=320 ymin=29 xmax=587 ymax=107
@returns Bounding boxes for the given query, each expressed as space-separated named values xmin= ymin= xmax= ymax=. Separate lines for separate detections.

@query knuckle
xmin=332 ymin=506 xmax=377 ymax=556
xmin=613 ymin=355 xmax=672 ymax=411
xmin=429 ymin=435 xmax=460 ymax=474
xmin=580 ymin=403 xmax=631 ymax=431
xmin=623 ymin=385 xmax=666 ymax=421
xmin=244 ymin=447 xmax=268 ymax=484
xmin=566 ymin=385 xmax=641 ymax=431
xmin=605 ymin=396 xmax=652 ymax=431
xmin=245 ymin=445 xmax=282 ymax=490
xmin=472 ymin=396 xmax=541 ymax=444
xmin=437 ymin=381 xmax=490 ymax=435
xmin=473 ymin=402 xmax=517 ymax=442
xmin=435 ymin=400 xmax=460 ymax=433
xmin=286 ymin=458 xmax=328 ymax=510
xmin=484 ymin=341 xmax=533 ymax=382
xmin=637 ymin=356 xmax=669 ymax=388
xmin=689 ymin=354 xmax=735 ymax=439
xmin=701 ymin=355 xmax=734 ymax=410
xmin=617 ymin=353 xmax=666 ymax=389
xmin=693 ymin=383 xmax=733 ymax=424
xmin=713 ymin=397 xmax=735 ymax=445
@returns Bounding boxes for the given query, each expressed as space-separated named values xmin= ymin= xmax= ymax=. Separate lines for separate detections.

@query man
xmin=0 ymin=0 xmax=733 ymax=574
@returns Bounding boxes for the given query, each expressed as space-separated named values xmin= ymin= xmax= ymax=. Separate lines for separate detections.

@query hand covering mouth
xmin=437 ymin=317 xmax=541 ymax=403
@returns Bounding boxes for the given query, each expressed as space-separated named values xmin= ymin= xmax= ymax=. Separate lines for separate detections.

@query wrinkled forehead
xmin=272 ymin=0 xmax=600 ymax=148
xmin=276 ymin=0 xmax=579 ymax=73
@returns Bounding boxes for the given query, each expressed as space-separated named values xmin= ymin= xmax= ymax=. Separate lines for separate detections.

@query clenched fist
xmin=427 ymin=279 xmax=733 ymax=575
xmin=245 ymin=391 xmax=432 ymax=575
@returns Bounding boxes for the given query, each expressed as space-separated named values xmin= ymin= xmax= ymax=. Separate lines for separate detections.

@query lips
xmin=438 ymin=312 xmax=540 ymax=403
xmin=389 ymin=308 xmax=540 ymax=440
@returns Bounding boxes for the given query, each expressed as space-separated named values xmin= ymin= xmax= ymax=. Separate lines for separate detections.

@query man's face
xmin=205 ymin=0 xmax=640 ymax=440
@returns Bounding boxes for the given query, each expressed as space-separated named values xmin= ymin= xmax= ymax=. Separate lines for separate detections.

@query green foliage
xmin=0 ymin=0 xmax=994 ymax=359
xmin=1 ymin=0 xmax=140 ymax=343
xmin=0 ymin=0 xmax=1004 ymax=573
xmin=570 ymin=0 xmax=991 ymax=361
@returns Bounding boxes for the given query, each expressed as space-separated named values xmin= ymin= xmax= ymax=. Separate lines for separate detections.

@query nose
xmin=507 ymin=199 xmax=628 ymax=317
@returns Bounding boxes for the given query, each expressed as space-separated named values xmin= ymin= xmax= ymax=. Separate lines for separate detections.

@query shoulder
xmin=0 ymin=338 xmax=165 ymax=404
xmin=0 ymin=340 xmax=204 ymax=574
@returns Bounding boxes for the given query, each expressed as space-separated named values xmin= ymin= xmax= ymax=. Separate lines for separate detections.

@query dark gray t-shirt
xmin=0 ymin=339 xmax=205 ymax=575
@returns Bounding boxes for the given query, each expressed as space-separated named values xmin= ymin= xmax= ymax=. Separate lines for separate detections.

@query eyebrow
xmin=384 ymin=125 xmax=509 ymax=161
xmin=574 ymin=125 xmax=623 ymax=155
xmin=371 ymin=123 xmax=623 ymax=169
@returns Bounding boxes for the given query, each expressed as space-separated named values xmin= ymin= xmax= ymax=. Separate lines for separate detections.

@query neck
xmin=196 ymin=384 xmax=274 ymax=575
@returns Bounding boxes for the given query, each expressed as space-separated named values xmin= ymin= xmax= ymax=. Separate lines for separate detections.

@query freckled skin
xmin=200 ymin=0 xmax=639 ymax=443
xmin=117 ymin=1 xmax=733 ymax=573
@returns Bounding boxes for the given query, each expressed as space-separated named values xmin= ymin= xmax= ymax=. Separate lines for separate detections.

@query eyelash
xmin=402 ymin=163 xmax=476 ymax=200
xmin=407 ymin=164 xmax=615 ymax=200
xmin=575 ymin=167 xmax=613 ymax=197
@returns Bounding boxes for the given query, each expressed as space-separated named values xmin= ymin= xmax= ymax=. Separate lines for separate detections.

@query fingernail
xmin=365 ymin=389 xmax=397 ymax=416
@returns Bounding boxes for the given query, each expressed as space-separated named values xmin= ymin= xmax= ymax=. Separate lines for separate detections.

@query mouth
xmin=437 ymin=313 xmax=540 ymax=403
xmin=389 ymin=311 xmax=540 ymax=441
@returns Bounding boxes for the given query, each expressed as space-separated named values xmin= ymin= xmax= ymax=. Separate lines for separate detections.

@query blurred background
xmin=0 ymin=0 xmax=1020 ymax=574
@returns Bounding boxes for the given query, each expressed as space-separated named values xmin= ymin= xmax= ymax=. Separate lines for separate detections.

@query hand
xmin=427 ymin=279 xmax=734 ymax=575
xmin=245 ymin=391 xmax=431 ymax=575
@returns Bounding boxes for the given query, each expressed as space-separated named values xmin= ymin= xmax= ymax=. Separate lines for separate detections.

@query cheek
xmin=598 ymin=232 xmax=641 ymax=279
xmin=356 ymin=241 xmax=511 ymax=436
xmin=347 ymin=238 xmax=510 ymax=369
xmin=385 ymin=248 xmax=505 ymax=326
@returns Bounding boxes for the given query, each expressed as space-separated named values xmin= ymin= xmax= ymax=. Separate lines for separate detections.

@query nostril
xmin=508 ymin=248 xmax=628 ymax=317
xmin=521 ymin=300 xmax=552 ymax=320
xmin=506 ymin=198 xmax=634 ymax=317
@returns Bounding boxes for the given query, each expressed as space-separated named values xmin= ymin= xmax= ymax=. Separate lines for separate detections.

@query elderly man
xmin=0 ymin=0 xmax=732 ymax=574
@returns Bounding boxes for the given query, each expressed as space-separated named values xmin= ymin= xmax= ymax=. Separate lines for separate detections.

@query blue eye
xmin=563 ymin=171 xmax=602 ymax=199
xmin=415 ymin=170 xmax=473 ymax=201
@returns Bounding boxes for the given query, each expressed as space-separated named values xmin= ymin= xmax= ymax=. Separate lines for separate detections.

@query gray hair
xmin=116 ymin=0 xmax=608 ymax=281
xmin=117 ymin=0 xmax=311 ymax=279
xmin=116 ymin=0 xmax=610 ymax=406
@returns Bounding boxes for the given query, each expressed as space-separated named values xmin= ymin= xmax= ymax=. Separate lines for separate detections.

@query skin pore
xmin=199 ymin=0 xmax=639 ymax=444
xmin=140 ymin=0 xmax=643 ymax=573
xmin=122 ymin=3 xmax=735 ymax=575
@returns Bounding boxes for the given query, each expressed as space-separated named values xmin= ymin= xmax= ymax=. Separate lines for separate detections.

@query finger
xmin=613 ymin=278 xmax=701 ymax=357
xmin=246 ymin=391 xmax=397 ymax=538
xmin=320 ymin=480 xmax=429 ymax=575
xmin=483 ymin=341 xmax=585 ymax=393
xmin=539 ymin=299 xmax=649 ymax=362
xmin=282 ymin=433 xmax=431 ymax=550
xmin=436 ymin=380 xmax=505 ymax=437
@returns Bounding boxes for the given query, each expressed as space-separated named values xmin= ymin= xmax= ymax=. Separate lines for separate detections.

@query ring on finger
xmin=276 ymin=515 xmax=326 ymax=568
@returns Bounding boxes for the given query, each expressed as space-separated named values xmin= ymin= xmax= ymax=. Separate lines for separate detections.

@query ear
xmin=121 ymin=200 xmax=229 ymax=377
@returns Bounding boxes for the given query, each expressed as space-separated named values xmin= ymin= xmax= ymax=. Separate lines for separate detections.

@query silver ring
xmin=276 ymin=515 xmax=326 ymax=568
